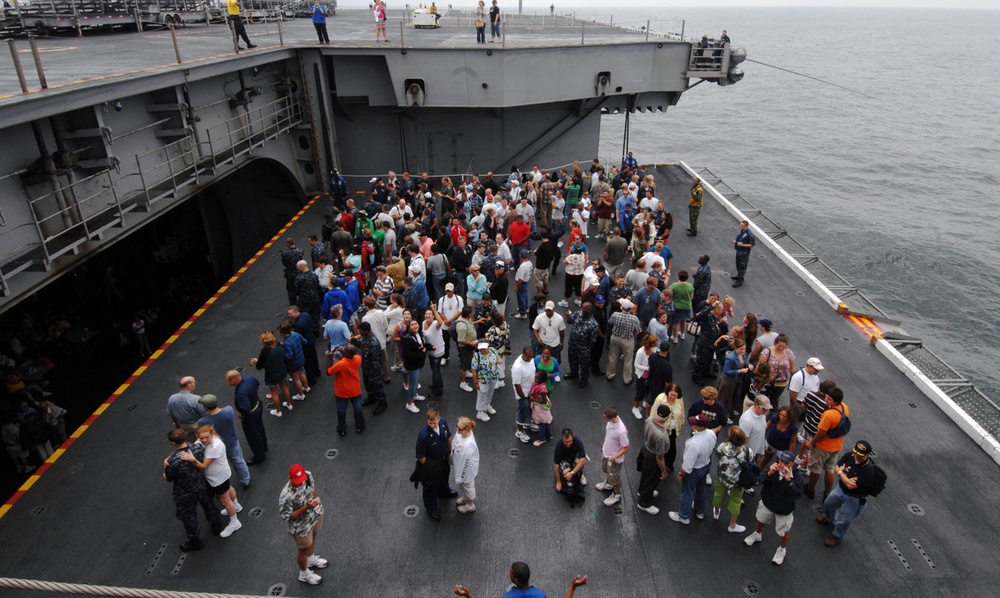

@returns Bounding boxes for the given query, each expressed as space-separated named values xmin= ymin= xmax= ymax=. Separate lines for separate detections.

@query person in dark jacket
xmin=401 ymin=319 xmax=428 ymax=414
xmin=743 ymin=450 xmax=803 ymax=566
xmin=163 ymin=428 xmax=224 ymax=552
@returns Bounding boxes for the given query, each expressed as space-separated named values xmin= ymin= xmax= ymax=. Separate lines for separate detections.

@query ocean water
xmin=587 ymin=7 xmax=1000 ymax=400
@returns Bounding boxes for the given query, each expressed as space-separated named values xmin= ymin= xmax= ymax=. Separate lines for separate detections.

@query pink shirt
xmin=602 ymin=418 xmax=630 ymax=463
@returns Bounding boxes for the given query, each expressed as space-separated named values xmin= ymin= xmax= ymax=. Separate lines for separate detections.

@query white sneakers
xmin=269 ymin=409 xmax=282 ymax=418
xmin=440 ymin=358 xmax=448 ymax=366
xmin=405 ymin=403 xmax=420 ymax=413
xmin=412 ymin=394 xmax=426 ymax=402
xmin=728 ymin=524 xmax=746 ymax=533
xmin=713 ymin=507 xmax=721 ymax=520
xmin=457 ymin=504 xmax=477 ymax=514
xmin=603 ymin=493 xmax=621 ymax=506
xmin=460 ymin=382 xmax=474 ymax=392
xmin=220 ymin=502 xmax=243 ymax=516
xmin=594 ymin=481 xmax=612 ymax=491
xmin=668 ymin=511 xmax=690 ymax=524
xmin=299 ymin=569 xmax=322 ymax=585
xmin=637 ymin=504 xmax=660 ymax=515
xmin=557 ymin=299 xmax=569 ymax=307
xmin=580 ymin=474 xmax=587 ymax=486
xmin=744 ymin=531 xmax=763 ymax=546
xmin=495 ymin=380 xmax=506 ymax=388
xmin=307 ymin=554 xmax=328 ymax=569
xmin=292 ymin=394 xmax=305 ymax=401
xmin=772 ymin=546 xmax=787 ymax=565
xmin=283 ymin=401 xmax=294 ymax=411
xmin=476 ymin=411 xmax=491 ymax=422
xmin=219 ymin=518 xmax=242 ymax=538
xmin=515 ymin=430 xmax=530 ymax=443
xmin=705 ymin=474 xmax=712 ymax=485
xmin=486 ymin=405 xmax=497 ymax=415
xmin=632 ymin=406 xmax=644 ymax=420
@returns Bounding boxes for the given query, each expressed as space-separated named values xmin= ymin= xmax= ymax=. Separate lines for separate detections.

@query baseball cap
xmin=759 ymin=318 xmax=772 ymax=331
xmin=595 ymin=294 xmax=606 ymax=303
xmin=656 ymin=404 xmax=670 ymax=419
xmin=806 ymin=357 xmax=824 ymax=370
xmin=852 ymin=440 xmax=873 ymax=457
xmin=778 ymin=450 xmax=795 ymax=463
xmin=545 ymin=301 xmax=555 ymax=310
xmin=688 ymin=414 xmax=711 ymax=428
xmin=198 ymin=394 xmax=218 ymax=410
xmin=445 ymin=282 xmax=455 ymax=291
xmin=618 ymin=299 xmax=634 ymax=309
xmin=288 ymin=464 xmax=308 ymax=486
xmin=370 ymin=177 xmax=378 ymax=183
xmin=754 ymin=396 xmax=773 ymax=410
xmin=659 ymin=339 xmax=672 ymax=352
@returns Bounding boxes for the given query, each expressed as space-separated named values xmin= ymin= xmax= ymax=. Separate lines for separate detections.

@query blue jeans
xmin=336 ymin=395 xmax=365 ymax=434
xmin=678 ymin=463 xmax=710 ymax=519
xmin=227 ymin=441 xmax=251 ymax=486
xmin=824 ymin=485 xmax=867 ymax=540
xmin=429 ymin=355 xmax=444 ymax=396
xmin=455 ymin=274 xmax=467 ymax=297
xmin=433 ymin=274 xmax=447 ymax=301
xmin=405 ymin=368 xmax=422 ymax=403
xmin=490 ymin=21 xmax=501 ymax=39
xmin=516 ymin=397 xmax=532 ymax=426
xmin=516 ymin=286 xmax=529 ymax=315
xmin=536 ymin=423 xmax=552 ymax=442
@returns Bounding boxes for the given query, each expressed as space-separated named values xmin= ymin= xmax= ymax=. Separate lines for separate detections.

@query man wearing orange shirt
xmin=328 ymin=344 xmax=366 ymax=437
xmin=801 ymin=388 xmax=848 ymax=501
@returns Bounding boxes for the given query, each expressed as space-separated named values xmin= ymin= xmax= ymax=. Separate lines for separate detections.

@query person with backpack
xmin=816 ymin=440 xmax=879 ymax=547
xmin=712 ymin=426 xmax=752 ymax=533
xmin=801 ymin=388 xmax=849 ymax=501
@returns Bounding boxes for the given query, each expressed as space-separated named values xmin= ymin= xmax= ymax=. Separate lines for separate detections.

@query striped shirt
xmin=608 ymin=311 xmax=641 ymax=339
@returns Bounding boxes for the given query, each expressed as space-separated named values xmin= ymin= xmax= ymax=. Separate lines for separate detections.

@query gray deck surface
xmin=0 ymin=164 xmax=997 ymax=597
xmin=0 ymin=10 xmax=664 ymax=101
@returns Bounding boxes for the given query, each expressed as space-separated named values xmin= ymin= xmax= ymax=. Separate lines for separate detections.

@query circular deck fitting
xmin=427 ymin=401 xmax=439 ymax=409
xmin=404 ymin=505 xmax=420 ymax=518
xmin=268 ymin=583 xmax=287 ymax=596
xmin=325 ymin=448 xmax=339 ymax=459
xmin=612 ymin=506 xmax=624 ymax=516
xmin=249 ymin=507 xmax=264 ymax=519
xmin=590 ymin=401 xmax=601 ymax=410
xmin=127 ymin=403 xmax=138 ymax=411
xmin=909 ymin=403 xmax=918 ymax=408
xmin=508 ymin=448 xmax=520 ymax=458
xmin=907 ymin=503 xmax=925 ymax=516
xmin=743 ymin=581 xmax=761 ymax=596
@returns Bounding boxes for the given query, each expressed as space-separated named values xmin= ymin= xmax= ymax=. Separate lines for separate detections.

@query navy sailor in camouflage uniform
xmin=356 ymin=322 xmax=388 ymax=415
xmin=281 ymin=238 xmax=305 ymax=305
xmin=693 ymin=301 xmax=724 ymax=382
xmin=564 ymin=302 xmax=601 ymax=388
xmin=163 ymin=427 xmax=224 ymax=552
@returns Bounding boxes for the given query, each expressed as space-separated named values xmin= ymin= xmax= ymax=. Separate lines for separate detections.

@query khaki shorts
xmin=293 ymin=513 xmax=324 ymax=549
xmin=807 ymin=447 xmax=839 ymax=474
xmin=601 ymin=457 xmax=622 ymax=487
xmin=755 ymin=501 xmax=794 ymax=536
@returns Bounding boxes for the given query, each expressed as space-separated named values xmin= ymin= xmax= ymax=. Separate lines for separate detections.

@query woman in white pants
xmin=451 ymin=416 xmax=481 ymax=513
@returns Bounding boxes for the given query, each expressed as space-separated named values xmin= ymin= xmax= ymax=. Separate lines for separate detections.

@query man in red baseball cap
xmin=278 ymin=464 xmax=328 ymax=585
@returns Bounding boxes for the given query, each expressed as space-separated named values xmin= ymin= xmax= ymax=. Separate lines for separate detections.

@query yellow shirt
xmin=227 ymin=0 xmax=241 ymax=16
xmin=688 ymin=184 xmax=704 ymax=207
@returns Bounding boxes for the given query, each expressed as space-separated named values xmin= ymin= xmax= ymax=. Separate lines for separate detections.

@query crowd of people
xmin=160 ymin=157 xmax=881 ymax=588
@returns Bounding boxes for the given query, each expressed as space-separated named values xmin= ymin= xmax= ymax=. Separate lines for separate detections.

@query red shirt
xmin=510 ymin=221 xmax=530 ymax=246
xmin=328 ymin=355 xmax=362 ymax=398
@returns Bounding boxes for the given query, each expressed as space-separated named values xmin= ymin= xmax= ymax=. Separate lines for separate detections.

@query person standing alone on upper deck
xmin=687 ymin=178 xmax=704 ymax=236
xmin=732 ymin=220 xmax=756 ymax=288
xmin=489 ymin=0 xmax=501 ymax=42
xmin=374 ymin=0 xmax=389 ymax=43
xmin=311 ymin=0 xmax=330 ymax=44
xmin=227 ymin=0 xmax=256 ymax=49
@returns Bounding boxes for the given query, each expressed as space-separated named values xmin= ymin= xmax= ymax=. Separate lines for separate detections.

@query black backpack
xmin=825 ymin=404 xmax=851 ymax=439
xmin=737 ymin=448 xmax=759 ymax=489
xmin=867 ymin=458 xmax=888 ymax=497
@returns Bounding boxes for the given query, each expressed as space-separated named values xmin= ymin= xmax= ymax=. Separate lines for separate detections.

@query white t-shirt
xmin=363 ymin=309 xmax=389 ymax=349
xmin=788 ymin=368 xmax=820 ymax=398
xmin=201 ymin=436 xmax=231 ymax=487
xmin=532 ymin=312 xmax=566 ymax=347
xmin=423 ymin=320 xmax=445 ymax=358
xmin=437 ymin=293 xmax=465 ymax=321
xmin=515 ymin=260 xmax=534 ymax=284
xmin=510 ymin=355 xmax=537 ymax=399
xmin=739 ymin=408 xmax=767 ymax=457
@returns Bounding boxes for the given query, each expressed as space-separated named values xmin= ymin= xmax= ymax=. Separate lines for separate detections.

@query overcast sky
xmin=345 ymin=1 xmax=997 ymax=8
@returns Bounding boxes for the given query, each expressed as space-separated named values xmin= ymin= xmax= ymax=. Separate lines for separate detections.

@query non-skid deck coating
xmin=0 ymin=10 xmax=665 ymax=100
xmin=0 ymin=164 xmax=997 ymax=597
